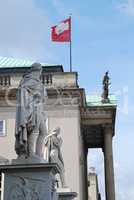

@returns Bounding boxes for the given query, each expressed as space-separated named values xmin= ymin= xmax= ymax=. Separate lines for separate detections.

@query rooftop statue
xmin=15 ymin=63 xmax=48 ymax=160
xmin=44 ymin=127 xmax=66 ymax=188
xmin=102 ymin=71 xmax=111 ymax=103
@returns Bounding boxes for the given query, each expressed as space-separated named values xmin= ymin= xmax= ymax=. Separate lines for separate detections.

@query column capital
xmin=102 ymin=124 xmax=114 ymax=136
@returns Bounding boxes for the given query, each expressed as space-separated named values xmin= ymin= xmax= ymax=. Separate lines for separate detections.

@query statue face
xmin=30 ymin=63 xmax=42 ymax=79
xmin=54 ymin=127 xmax=60 ymax=135
xmin=32 ymin=70 xmax=42 ymax=80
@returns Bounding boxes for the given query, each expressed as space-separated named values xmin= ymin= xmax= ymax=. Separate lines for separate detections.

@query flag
xmin=51 ymin=17 xmax=71 ymax=42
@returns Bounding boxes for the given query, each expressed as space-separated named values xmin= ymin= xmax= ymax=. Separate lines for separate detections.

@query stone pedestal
xmin=0 ymin=163 xmax=59 ymax=200
xmin=57 ymin=188 xmax=77 ymax=200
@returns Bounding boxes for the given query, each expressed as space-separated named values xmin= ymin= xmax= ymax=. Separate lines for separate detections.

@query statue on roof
xmin=102 ymin=71 xmax=111 ymax=103
xmin=15 ymin=62 xmax=48 ymax=161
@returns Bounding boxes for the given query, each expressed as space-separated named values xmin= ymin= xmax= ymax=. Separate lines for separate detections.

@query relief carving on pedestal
xmin=8 ymin=176 xmax=45 ymax=200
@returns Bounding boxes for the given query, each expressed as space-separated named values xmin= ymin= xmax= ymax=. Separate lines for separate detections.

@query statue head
xmin=30 ymin=62 xmax=42 ymax=78
xmin=53 ymin=127 xmax=60 ymax=135
xmin=31 ymin=62 xmax=42 ymax=71
xmin=105 ymin=71 xmax=109 ymax=76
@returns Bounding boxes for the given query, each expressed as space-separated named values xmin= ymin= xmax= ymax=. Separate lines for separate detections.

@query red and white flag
xmin=51 ymin=17 xmax=71 ymax=42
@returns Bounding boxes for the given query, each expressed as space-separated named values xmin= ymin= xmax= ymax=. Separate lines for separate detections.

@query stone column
xmin=103 ymin=125 xmax=115 ymax=200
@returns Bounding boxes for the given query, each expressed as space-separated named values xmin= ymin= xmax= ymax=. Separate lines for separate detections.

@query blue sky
xmin=0 ymin=0 xmax=134 ymax=199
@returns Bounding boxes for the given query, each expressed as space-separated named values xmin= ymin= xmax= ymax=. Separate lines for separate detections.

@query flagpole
xmin=69 ymin=15 xmax=72 ymax=72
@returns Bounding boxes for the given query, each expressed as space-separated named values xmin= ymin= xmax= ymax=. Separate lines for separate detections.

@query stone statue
xmin=44 ymin=127 xmax=66 ymax=188
xmin=102 ymin=71 xmax=111 ymax=103
xmin=15 ymin=63 xmax=48 ymax=160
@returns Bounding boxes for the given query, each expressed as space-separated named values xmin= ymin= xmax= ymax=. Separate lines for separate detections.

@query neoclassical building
xmin=0 ymin=57 xmax=117 ymax=200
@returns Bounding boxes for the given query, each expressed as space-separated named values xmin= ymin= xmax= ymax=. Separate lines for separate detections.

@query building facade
xmin=0 ymin=57 xmax=117 ymax=200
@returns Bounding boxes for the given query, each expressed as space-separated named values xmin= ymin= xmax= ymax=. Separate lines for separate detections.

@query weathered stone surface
xmin=0 ymin=163 xmax=59 ymax=200
xmin=103 ymin=125 xmax=115 ymax=200
xmin=12 ymin=155 xmax=47 ymax=165
xmin=15 ymin=63 xmax=48 ymax=160
xmin=44 ymin=127 xmax=66 ymax=188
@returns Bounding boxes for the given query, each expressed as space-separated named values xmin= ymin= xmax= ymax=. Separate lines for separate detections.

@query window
xmin=0 ymin=120 xmax=6 ymax=136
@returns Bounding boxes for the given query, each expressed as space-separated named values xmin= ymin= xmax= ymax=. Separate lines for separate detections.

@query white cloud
xmin=117 ymin=0 xmax=134 ymax=16
xmin=0 ymin=0 xmax=55 ymax=62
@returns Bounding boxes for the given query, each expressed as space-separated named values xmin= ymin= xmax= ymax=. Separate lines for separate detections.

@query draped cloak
xmin=15 ymin=72 xmax=47 ymax=154
xmin=44 ymin=133 xmax=64 ymax=169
